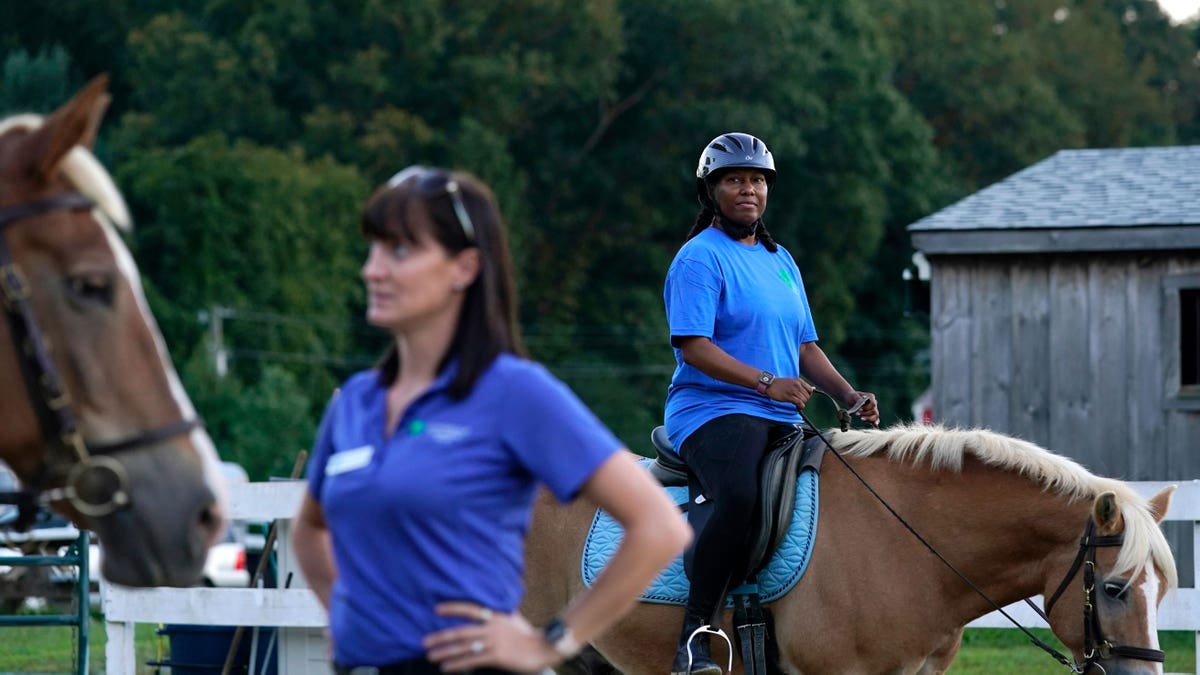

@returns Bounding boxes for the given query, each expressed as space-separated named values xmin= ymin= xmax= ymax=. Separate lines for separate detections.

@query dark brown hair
xmin=360 ymin=168 xmax=526 ymax=398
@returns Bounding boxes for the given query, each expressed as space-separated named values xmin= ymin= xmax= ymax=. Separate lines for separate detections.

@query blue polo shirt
xmin=663 ymin=227 xmax=818 ymax=449
xmin=306 ymin=354 xmax=620 ymax=666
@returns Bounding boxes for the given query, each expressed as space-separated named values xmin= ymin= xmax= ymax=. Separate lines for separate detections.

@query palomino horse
xmin=523 ymin=424 xmax=1177 ymax=674
xmin=0 ymin=75 xmax=228 ymax=586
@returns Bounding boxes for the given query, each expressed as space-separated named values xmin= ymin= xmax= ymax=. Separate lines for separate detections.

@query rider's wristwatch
xmin=543 ymin=616 xmax=581 ymax=659
xmin=755 ymin=370 xmax=775 ymax=395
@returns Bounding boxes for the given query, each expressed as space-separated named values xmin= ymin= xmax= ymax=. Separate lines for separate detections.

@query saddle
xmin=649 ymin=424 xmax=825 ymax=580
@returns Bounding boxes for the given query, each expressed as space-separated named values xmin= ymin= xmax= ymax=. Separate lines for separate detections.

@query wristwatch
xmin=543 ymin=615 xmax=582 ymax=658
xmin=755 ymin=370 xmax=775 ymax=395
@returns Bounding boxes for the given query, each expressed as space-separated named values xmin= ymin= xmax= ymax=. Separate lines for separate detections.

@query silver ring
xmin=470 ymin=640 xmax=484 ymax=654
xmin=478 ymin=608 xmax=493 ymax=622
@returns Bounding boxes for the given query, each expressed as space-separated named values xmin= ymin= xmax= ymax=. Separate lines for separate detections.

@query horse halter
xmin=0 ymin=191 xmax=200 ymax=528
xmin=1035 ymin=518 xmax=1166 ymax=673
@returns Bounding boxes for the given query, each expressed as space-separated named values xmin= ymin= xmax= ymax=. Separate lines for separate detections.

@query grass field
xmin=0 ymin=616 xmax=159 ymax=673
xmin=950 ymin=628 xmax=1196 ymax=673
xmin=0 ymin=617 xmax=1193 ymax=674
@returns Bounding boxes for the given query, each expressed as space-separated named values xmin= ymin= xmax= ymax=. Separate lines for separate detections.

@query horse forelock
xmin=829 ymin=423 xmax=1177 ymax=589
xmin=0 ymin=114 xmax=131 ymax=231
xmin=1116 ymin=496 xmax=1179 ymax=590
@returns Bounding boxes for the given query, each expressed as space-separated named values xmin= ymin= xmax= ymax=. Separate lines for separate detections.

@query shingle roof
xmin=909 ymin=146 xmax=1200 ymax=232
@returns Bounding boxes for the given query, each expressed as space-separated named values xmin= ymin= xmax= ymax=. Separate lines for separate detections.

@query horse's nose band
xmin=0 ymin=192 xmax=202 ymax=526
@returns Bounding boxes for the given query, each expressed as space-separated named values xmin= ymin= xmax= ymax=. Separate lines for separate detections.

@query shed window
xmin=1184 ymin=288 xmax=1200 ymax=388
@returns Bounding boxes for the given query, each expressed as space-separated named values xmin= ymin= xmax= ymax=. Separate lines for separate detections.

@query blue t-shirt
xmin=663 ymin=227 xmax=818 ymax=448
xmin=306 ymin=354 xmax=620 ymax=666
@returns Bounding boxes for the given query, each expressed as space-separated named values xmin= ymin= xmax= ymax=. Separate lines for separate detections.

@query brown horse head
xmin=1040 ymin=487 xmax=1176 ymax=674
xmin=0 ymin=75 xmax=228 ymax=586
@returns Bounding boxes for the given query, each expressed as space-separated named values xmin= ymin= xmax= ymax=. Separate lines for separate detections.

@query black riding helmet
xmin=695 ymin=132 xmax=776 ymax=206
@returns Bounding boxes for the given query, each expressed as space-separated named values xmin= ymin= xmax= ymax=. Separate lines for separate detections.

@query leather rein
xmin=809 ymin=399 xmax=1164 ymax=673
xmin=0 ymin=192 xmax=199 ymax=528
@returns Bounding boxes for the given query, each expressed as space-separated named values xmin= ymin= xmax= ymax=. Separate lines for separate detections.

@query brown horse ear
xmin=78 ymin=89 xmax=112 ymax=150
xmin=1146 ymin=485 xmax=1176 ymax=524
xmin=31 ymin=73 xmax=111 ymax=179
xmin=1092 ymin=492 xmax=1124 ymax=535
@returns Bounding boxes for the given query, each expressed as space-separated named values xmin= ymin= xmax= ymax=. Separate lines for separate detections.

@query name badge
xmin=326 ymin=445 xmax=374 ymax=476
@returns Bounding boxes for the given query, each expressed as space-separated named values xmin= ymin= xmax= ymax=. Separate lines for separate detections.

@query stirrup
xmin=675 ymin=624 xmax=733 ymax=675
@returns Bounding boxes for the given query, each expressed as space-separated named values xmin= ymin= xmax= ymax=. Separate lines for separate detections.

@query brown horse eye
xmin=66 ymin=274 xmax=115 ymax=306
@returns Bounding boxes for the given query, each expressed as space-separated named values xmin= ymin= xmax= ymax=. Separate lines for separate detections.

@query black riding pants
xmin=679 ymin=414 xmax=796 ymax=622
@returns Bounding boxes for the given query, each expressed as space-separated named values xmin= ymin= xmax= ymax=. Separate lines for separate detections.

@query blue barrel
xmin=153 ymin=624 xmax=278 ymax=675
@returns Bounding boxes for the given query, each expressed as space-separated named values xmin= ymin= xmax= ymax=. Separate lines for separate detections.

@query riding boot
xmin=670 ymin=610 xmax=723 ymax=675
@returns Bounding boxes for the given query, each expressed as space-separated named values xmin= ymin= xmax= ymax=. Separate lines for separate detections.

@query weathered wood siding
xmin=929 ymin=252 xmax=1200 ymax=481
xmin=930 ymin=252 xmax=1200 ymax=585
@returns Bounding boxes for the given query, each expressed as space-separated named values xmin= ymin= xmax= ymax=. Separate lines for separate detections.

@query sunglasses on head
xmin=386 ymin=165 xmax=476 ymax=244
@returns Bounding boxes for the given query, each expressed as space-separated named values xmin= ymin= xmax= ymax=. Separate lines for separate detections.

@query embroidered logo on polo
xmin=406 ymin=419 xmax=471 ymax=443
xmin=777 ymin=269 xmax=799 ymax=292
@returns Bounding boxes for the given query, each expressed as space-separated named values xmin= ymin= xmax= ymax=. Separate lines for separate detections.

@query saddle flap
xmin=746 ymin=431 xmax=826 ymax=578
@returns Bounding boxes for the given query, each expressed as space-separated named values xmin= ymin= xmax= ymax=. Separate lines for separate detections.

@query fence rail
xmin=103 ymin=480 xmax=1200 ymax=673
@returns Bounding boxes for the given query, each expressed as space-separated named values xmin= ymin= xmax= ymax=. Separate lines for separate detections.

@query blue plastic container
xmin=154 ymin=624 xmax=278 ymax=675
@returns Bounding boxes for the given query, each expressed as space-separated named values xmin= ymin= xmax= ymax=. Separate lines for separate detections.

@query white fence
xmin=102 ymin=481 xmax=327 ymax=674
xmin=103 ymin=480 xmax=1200 ymax=673
xmin=967 ymin=480 xmax=1200 ymax=673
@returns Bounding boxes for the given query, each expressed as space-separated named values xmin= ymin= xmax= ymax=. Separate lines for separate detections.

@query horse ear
xmin=1146 ymin=485 xmax=1176 ymax=524
xmin=32 ymin=73 xmax=111 ymax=179
xmin=1092 ymin=491 xmax=1123 ymax=534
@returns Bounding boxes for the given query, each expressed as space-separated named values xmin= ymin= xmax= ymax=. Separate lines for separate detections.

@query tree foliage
xmin=2 ymin=0 xmax=1196 ymax=471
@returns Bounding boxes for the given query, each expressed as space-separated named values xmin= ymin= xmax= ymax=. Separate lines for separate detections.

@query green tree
xmin=114 ymin=133 xmax=368 ymax=420
xmin=1101 ymin=0 xmax=1200 ymax=144
xmin=869 ymin=0 xmax=1086 ymax=193
xmin=5 ymin=0 xmax=1194 ymax=449
xmin=1023 ymin=0 xmax=1177 ymax=147
xmin=0 ymin=46 xmax=74 ymax=115
xmin=229 ymin=365 xmax=316 ymax=480
xmin=118 ymin=12 xmax=290 ymax=147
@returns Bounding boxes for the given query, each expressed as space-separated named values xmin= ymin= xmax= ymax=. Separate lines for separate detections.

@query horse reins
xmin=0 ymin=192 xmax=199 ymax=528
xmin=808 ymin=399 xmax=1164 ymax=673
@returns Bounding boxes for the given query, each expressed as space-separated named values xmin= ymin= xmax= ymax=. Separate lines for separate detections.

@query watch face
xmin=544 ymin=617 xmax=566 ymax=643
xmin=759 ymin=372 xmax=774 ymax=385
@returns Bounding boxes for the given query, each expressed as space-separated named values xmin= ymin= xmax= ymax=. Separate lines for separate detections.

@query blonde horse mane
xmin=828 ymin=423 xmax=1177 ymax=588
xmin=0 ymin=114 xmax=130 ymax=231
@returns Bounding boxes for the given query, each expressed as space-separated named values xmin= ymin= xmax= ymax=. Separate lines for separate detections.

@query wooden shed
xmin=908 ymin=146 xmax=1200 ymax=483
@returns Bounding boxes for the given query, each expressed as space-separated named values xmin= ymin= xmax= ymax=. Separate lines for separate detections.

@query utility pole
xmin=199 ymin=305 xmax=230 ymax=377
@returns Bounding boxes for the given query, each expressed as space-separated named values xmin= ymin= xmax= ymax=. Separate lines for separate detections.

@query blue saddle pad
xmin=581 ymin=457 xmax=818 ymax=605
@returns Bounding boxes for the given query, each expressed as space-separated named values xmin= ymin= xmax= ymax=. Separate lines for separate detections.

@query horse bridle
xmin=1034 ymin=519 xmax=1166 ymax=673
xmin=0 ymin=191 xmax=200 ymax=528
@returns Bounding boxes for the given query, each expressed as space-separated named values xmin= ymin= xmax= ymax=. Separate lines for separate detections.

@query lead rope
xmin=806 ymin=396 xmax=1082 ymax=672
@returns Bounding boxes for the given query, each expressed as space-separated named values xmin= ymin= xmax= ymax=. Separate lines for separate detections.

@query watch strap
xmin=755 ymin=370 xmax=775 ymax=395
xmin=543 ymin=616 xmax=581 ymax=658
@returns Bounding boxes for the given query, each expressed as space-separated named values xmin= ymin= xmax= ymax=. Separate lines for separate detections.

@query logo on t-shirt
xmin=777 ymin=269 xmax=799 ymax=292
